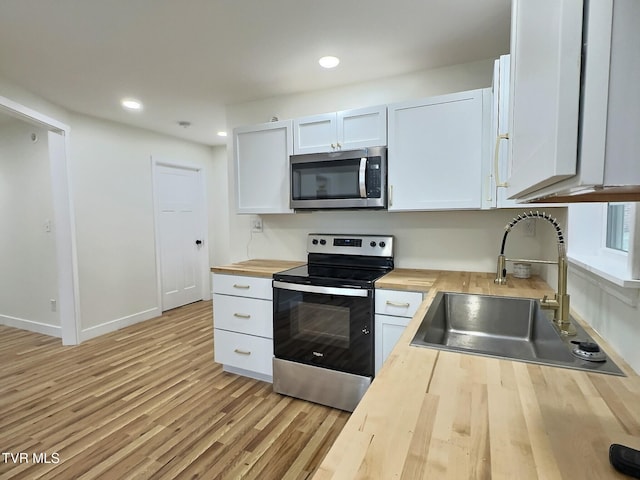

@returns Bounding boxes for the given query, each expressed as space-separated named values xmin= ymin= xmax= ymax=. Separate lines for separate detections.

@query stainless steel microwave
xmin=290 ymin=146 xmax=387 ymax=210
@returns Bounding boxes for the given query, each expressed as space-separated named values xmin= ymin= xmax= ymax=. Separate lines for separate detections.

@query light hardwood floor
xmin=0 ymin=301 xmax=350 ymax=479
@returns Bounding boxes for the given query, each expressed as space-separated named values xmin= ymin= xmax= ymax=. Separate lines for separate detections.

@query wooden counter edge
xmin=210 ymin=259 xmax=305 ymax=278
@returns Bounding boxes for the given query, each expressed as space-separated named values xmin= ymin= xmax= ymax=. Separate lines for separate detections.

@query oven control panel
xmin=307 ymin=234 xmax=394 ymax=257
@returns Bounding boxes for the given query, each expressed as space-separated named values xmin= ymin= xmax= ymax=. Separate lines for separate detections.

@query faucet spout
xmin=494 ymin=211 xmax=575 ymax=336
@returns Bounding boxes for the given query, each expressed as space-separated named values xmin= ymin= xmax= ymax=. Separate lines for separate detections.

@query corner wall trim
xmin=0 ymin=314 xmax=62 ymax=338
xmin=79 ymin=307 xmax=160 ymax=342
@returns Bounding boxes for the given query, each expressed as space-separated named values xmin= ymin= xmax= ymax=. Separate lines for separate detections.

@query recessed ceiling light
xmin=121 ymin=98 xmax=143 ymax=111
xmin=217 ymin=131 xmax=228 ymax=137
xmin=319 ymin=56 xmax=340 ymax=69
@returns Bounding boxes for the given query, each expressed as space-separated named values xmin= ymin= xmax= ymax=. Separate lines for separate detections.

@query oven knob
xmin=379 ymin=241 xmax=386 ymax=248
xmin=312 ymin=239 xmax=318 ymax=245
xmin=370 ymin=241 xmax=377 ymax=247
xmin=319 ymin=239 xmax=326 ymax=245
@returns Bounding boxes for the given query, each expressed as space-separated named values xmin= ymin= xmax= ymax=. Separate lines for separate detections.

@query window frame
xmin=567 ymin=202 xmax=639 ymax=287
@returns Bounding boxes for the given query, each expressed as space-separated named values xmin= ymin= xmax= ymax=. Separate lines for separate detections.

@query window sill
xmin=568 ymin=254 xmax=640 ymax=289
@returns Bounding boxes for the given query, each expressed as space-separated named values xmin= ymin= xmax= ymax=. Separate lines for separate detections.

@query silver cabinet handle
xmin=233 ymin=313 xmax=251 ymax=319
xmin=386 ymin=300 xmax=410 ymax=308
xmin=331 ymin=143 xmax=336 ymax=149
xmin=234 ymin=349 xmax=251 ymax=355
xmin=233 ymin=284 xmax=250 ymax=289
xmin=358 ymin=157 xmax=367 ymax=198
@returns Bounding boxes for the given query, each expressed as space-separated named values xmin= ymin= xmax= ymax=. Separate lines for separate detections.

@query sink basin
xmin=411 ymin=292 xmax=624 ymax=376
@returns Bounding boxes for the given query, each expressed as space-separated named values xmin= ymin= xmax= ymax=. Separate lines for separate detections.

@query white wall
xmin=0 ymin=77 xmax=69 ymax=125
xmin=241 ymin=209 xmax=565 ymax=273
xmin=68 ymin=113 xmax=216 ymax=336
xmin=0 ymin=118 xmax=59 ymax=334
xmin=208 ymin=145 xmax=230 ymax=267
xmin=568 ymin=267 xmax=640 ymax=373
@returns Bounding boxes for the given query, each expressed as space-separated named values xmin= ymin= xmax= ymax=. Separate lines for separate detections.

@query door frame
xmin=0 ymin=96 xmax=81 ymax=345
xmin=151 ymin=157 xmax=211 ymax=311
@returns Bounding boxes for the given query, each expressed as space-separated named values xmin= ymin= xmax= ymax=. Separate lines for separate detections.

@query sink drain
xmin=571 ymin=340 xmax=606 ymax=362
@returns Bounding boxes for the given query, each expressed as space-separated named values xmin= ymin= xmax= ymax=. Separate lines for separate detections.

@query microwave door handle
xmin=358 ymin=157 xmax=367 ymax=198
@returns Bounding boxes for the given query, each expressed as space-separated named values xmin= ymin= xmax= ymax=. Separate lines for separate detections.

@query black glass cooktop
xmin=273 ymin=263 xmax=391 ymax=288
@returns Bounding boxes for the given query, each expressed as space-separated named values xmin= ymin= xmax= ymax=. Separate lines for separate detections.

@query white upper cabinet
xmin=234 ymin=120 xmax=293 ymax=214
xmin=506 ymin=0 xmax=584 ymax=199
xmin=387 ymin=88 xmax=490 ymax=211
xmin=293 ymin=105 xmax=387 ymax=154
xmin=488 ymin=55 xmax=518 ymax=208
xmin=508 ymin=0 xmax=640 ymax=202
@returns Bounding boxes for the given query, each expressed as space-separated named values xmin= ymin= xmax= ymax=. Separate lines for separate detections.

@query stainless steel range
xmin=272 ymin=233 xmax=394 ymax=411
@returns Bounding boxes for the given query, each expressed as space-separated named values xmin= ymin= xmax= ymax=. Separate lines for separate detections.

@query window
xmin=606 ymin=203 xmax=631 ymax=252
xmin=567 ymin=202 xmax=639 ymax=286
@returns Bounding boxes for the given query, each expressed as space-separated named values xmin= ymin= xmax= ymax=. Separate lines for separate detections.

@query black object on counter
xmin=610 ymin=444 xmax=640 ymax=478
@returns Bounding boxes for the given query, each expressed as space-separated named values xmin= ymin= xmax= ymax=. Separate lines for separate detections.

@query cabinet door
xmin=213 ymin=294 xmax=272 ymax=338
xmin=293 ymin=113 xmax=337 ymax=154
xmin=374 ymin=314 xmax=410 ymax=374
xmin=212 ymin=273 xmax=273 ymax=300
xmin=506 ymin=0 xmax=583 ymax=199
xmin=214 ymin=329 xmax=273 ymax=377
xmin=492 ymin=55 xmax=520 ymax=209
xmin=388 ymin=89 xmax=486 ymax=211
xmin=338 ymin=105 xmax=387 ymax=150
xmin=234 ymin=120 xmax=293 ymax=214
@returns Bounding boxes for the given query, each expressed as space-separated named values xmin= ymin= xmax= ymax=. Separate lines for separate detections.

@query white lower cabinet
xmin=213 ymin=330 xmax=273 ymax=378
xmin=212 ymin=273 xmax=273 ymax=381
xmin=374 ymin=289 xmax=423 ymax=374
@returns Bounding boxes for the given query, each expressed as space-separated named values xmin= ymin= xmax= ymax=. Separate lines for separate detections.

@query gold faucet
xmin=494 ymin=212 xmax=576 ymax=336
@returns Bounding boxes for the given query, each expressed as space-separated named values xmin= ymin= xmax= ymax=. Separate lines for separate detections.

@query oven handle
xmin=273 ymin=281 xmax=369 ymax=298
xmin=358 ymin=157 xmax=367 ymax=198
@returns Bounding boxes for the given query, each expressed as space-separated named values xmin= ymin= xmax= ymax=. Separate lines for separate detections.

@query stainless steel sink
xmin=411 ymin=292 xmax=624 ymax=376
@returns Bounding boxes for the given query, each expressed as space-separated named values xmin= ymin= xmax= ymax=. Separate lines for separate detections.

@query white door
xmin=155 ymin=164 xmax=205 ymax=311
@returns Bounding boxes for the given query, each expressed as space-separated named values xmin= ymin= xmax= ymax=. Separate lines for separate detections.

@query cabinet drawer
xmin=213 ymin=294 xmax=272 ymax=338
xmin=212 ymin=273 xmax=272 ymax=300
xmin=214 ymin=329 xmax=273 ymax=376
xmin=375 ymin=289 xmax=423 ymax=318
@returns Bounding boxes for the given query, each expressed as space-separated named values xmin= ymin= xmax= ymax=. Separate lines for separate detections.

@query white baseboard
xmin=79 ymin=307 xmax=160 ymax=342
xmin=0 ymin=314 xmax=62 ymax=338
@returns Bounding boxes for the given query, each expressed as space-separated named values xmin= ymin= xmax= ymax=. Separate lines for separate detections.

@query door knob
xmin=195 ymin=240 xmax=203 ymax=246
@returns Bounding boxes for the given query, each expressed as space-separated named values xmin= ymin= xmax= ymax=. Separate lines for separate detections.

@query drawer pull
xmin=234 ymin=349 xmax=252 ymax=355
xmin=233 ymin=284 xmax=251 ymax=289
xmin=386 ymin=300 xmax=411 ymax=308
xmin=233 ymin=313 xmax=251 ymax=319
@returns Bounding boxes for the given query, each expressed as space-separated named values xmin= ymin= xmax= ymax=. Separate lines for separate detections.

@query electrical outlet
xmin=251 ymin=216 xmax=263 ymax=233
xmin=523 ymin=218 xmax=536 ymax=237
xmin=50 ymin=299 xmax=57 ymax=312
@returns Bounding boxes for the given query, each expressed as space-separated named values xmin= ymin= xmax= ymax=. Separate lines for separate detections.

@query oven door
xmin=273 ymin=281 xmax=374 ymax=377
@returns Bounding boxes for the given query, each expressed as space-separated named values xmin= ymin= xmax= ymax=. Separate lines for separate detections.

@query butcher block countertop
xmin=314 ymin=271 xmax=640 ymax=480
xmin=375 ymin=268 xmax=439 ymax=292
xmin=210 ymin=259 xmax=304 ymax=277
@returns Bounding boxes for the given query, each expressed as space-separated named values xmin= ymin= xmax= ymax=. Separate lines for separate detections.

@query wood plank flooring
xmin=0 ymin=301 xmax=350 ymax=479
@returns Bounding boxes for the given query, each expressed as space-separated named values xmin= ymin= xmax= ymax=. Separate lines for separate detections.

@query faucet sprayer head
xmin=504 ymin=211 xmax=565 ymax=244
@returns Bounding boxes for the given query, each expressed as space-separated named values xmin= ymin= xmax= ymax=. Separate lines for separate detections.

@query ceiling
xmin=0 ymin=0 xmax=511 ymax=146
